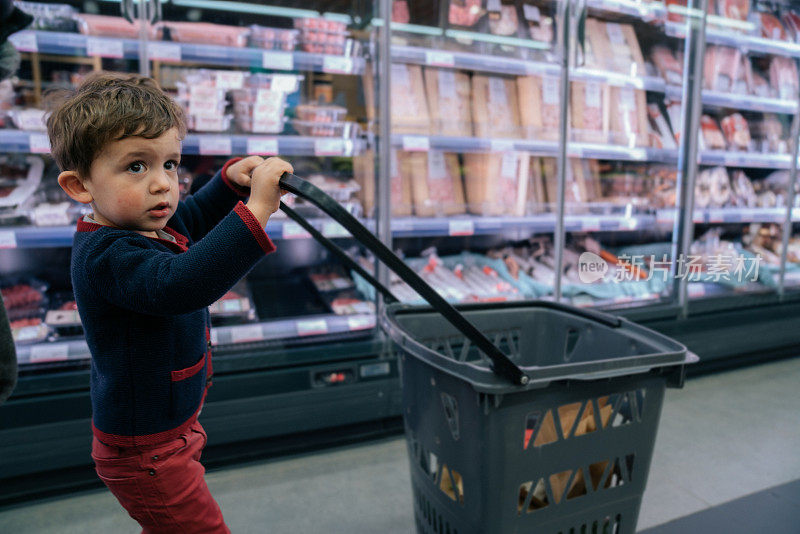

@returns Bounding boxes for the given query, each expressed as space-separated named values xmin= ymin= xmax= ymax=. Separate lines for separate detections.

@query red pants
xmin=92 ymin=420 xmax=230 ymax=534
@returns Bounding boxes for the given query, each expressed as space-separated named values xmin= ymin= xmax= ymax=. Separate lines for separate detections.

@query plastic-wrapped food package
xmin=730 ymin=170 xmax=758 ymax=207
xmin=695 ymin=167 xmax=732 ymax=208
xmin=769 ymin=56 xmax=799 ymax=100
xmin=704 ymin=46 xmax=749 ymax=93
xmin=16 ymin=1 xmax=77 ymax=32
xmin=517 ymin=74 xmax=559 ymax=141
xmin=650 ymin=166 xmax=677 ymax=208
xmin=293 ymin=18 xmax=349 ymax=55
xmin=2 ymin=279 xmax=50 ymax=344
xmin=463 ymin=152 xmax=529 ymax=216
xmin=248 ymin=26 xmax=299 ymax=51
xmin=293 ymin=104 xmax=351 ymax=137
xmin=720 ymin=113 xmax=751 ymax=150
xmin=716 ymin=0 xmax=749 ymax=20
xmin=651 ymin=46 xmax=683 ymax=86
xmin=393 ymin=0 xmax=411 ymax=24
xmin=75 ymin=14 xmax=161 ymax=39
xmin=352 ymin=150 xmax=413 ymax=217
xmin=522 ymin=2 xmax=554 ymax=43
xmin=391 ymin=63 xmax=431 ymax=135
xmin=472 ymin=74 xmax=521 ymax=138
xmin=208 ymin=282 xmax=256 ymax=326
xmin=424 ymin=68 xmax=473 ymax=137
xmin=231 ymin=73 xmax=301 ymax=134
xmin=608 ymin=87 xmax=649 ymax=147
xmin=783 ymin=11 xmax=800 ymax=42
xmin=405 ymin=151 xmax=466 ymax=217
xmin=570 ymin=81 xmax=607 ymax=143
xmin=448 ymin=0 xmax=485 ymax=29
xmin=647 ymin=103 xmax=678 ymax=150
xmin=176 ymin=78 xmax=231 ymax=133
xmin=750 ymin=114 xmax=787 ymax=153
xmin=699 ymin=115 xmax=726 ymax=150
xmin=160 ymin=21 xmax=250 ymax=47
xmin=0 ymin=156 xmax=44 ymax=224
xmin=8 ymin=108 xmax=48 ymax=131
xmin=45 ymin=296 xmax=82 ymax=338
xmin=760 ymin=12 xmax=789 ymax=41
xmin=586 ymin=19 xmax=646 ymax=77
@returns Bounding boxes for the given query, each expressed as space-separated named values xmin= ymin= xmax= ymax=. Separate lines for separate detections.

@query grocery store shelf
xmin=699 ymin=150 xmax=794 ymax=169
xmin=9 ymin=30 xmax=365 ymax=74
xmin=16 ymin=313 xmax=375 ymax=365
xmin=657 ymin=207 xmax=787 ymax=225
xmin=586 ymin=0 xmax=665 ymax=20
xmin=700 ymin=89 xmax=798 ymax=115
xmin=569 ymin=143 xmax=677 ymax=162
xmin=0 ymin=129 xmax=366 ymax=157
xmin=665 ymin=21 xmax=800 ymax=58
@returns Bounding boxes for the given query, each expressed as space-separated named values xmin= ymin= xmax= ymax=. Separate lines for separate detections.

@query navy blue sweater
xmin=71 ymin=159 xmax=275 ymax=447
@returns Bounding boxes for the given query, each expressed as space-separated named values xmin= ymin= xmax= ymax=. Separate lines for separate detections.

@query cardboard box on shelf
xmin=570 ymin=81 xmax=609 ymax=143
xmin=407 ymin=151 xmax=466 ymax=217
xmin=463 ymin=152 xmax=530 ymax=216
xmin=472 ymin=74 xmax=521 ymax=138
xmin=424 ymin=67 xmax=473 ymax=137
xmin=528 ymin=157 xmax=548 ymax=212
xmin=518 ymin=74 xmax=560 ymax=141
xmin=391 ymin=63 xmax=431 ymax=135
xmin=608 ymin=86 xmax=650 ymax=147
xmin=585 ymin=18 xmax=646 ymax=77
xmin=352 ymin=150 xmax=413 ymax=217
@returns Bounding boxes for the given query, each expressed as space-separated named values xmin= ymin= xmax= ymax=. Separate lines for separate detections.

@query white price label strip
xmin=210 ymin=329 xmax=219 ymax=346
xmin=296 ymin=319 xmax=328 ymax=336
xmin=582 ymin=218 xmax=601 ymax=231
xmin=449 ymin=220 xmax=475 ymax=236
xmin=347 ymin=316 xmax=374 ymax=331
xmin=402 ymin=136 xmax=430 ymax=152
xmin=322 ymin=221 xmax=349 ymax=238
xmin=246 ymin=137 xmax=279 ymax=155
xmin=425 ymin=51 xmax=455 ymax=67
xmin=282 ymin=222 xmax=311 ymax=239
xmin=29 ymin=133 xmax=51 ymax=154
xmin=263 ymin=51 xmax=294 ymax=71
xmin=490 ymin=139 xmax=515 ymax=152
xmin=0 ymin=231 xmax=16 ymax=249
xmin=198 ymin=136 xmax=232 ymax=155
xmin=148 ymin=42 xmax=181 ymax=62
xmin=314 ymin=139 xmax=344 ymax=156
xmin=230 ymin=324 xmax=263 ymax=344
xmin=10 ymin=32 xmax=37 ymax=52
xmin=87 ymin=37 xmax=123 ymax=58
xmin=30 ymin=343 xmax=70 ymax=363
xmin=323 ymin=56 xmax=353 ymax=74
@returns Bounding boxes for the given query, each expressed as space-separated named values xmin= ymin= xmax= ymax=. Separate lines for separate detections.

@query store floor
xmin=1 ymin=356 xmax=799 ymax=533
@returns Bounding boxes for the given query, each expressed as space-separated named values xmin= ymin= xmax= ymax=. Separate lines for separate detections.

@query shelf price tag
xmin=347 ymin=315 xmax=374 ymax=331
xmin=10 ymin=31 xmax=37 ymax=52
xmin=0 ymin=231 xmax=16 ymax=249
xmin=314 ymin=139 xmax=344 ymax=156
xmin=323 ymin=56 xmax=353 ymax=74
xmin=449 ymin=219 xmax=475 ymax=236
xmin=490 ymin=139 xmax=515 ymax=152
xmin=246 ymin=137 xmax=279 ymax=155
xmin=425 ymin=50 xmax=455 ymax=67
xmin=263 ymin=51 xmax=294 ymax=71
xmin=282 ymin=221 xmax=311 ymax=239
xmin=87 ymin=37 xmax=124 ymax=58
xmin=198 ymin=136 xmax=232 ymax=155
xmin=296 ymin=319 xmax=328 ymax=336
xmin=402 ymin=135 xmax=430 ymax=152
xmin=28 ymin=133 xmax=51 ymax=154
xmin=148 ymin=42 xmax=181 ymax=62
xmin=322 ymin=221 xmax=349 ymax=238
xmin=708 ymin=209 xmax=725 ymax=223
xmin=32 ymin=202 xmax=71 ymax=227
xmin=230 ymin=324 xmax=264 ymax=344
xmin=581 ymin=217 xmax=601 ymax=231
xmin=30 ymin=343 xmax=69 ymax=363
xmin=210 ymin=329 xmax=219 ymax=346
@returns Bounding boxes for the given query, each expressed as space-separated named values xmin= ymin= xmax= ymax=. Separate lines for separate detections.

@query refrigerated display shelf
xmin=657 ymin=207 xmax=787 ymax=225
xmin=15 ymin=313 xmax=375 ymax=366
xmin=671 ymin=87 xmax=800 ymax=115
xmin=586 ymin=0 xmax=664 ymax=20
xmin=9 ymin=30 xmax=365 ymax=74
xmin=665 ymin=20 xmax=800 ymax=58
xmin=699 ymin=150 xmax=794 ymax=168
xmin=0 ymin=130 xmax=366 ymax=157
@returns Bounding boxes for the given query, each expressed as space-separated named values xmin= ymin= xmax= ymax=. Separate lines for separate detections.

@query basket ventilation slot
xmin=415 ymin=483 xmax=459 ymax=534
xmin=556 ymin=513 xmax=623 ymax=534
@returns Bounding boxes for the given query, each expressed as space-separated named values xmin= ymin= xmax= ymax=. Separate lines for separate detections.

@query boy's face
xmin=82 ymin=127 xmax=181 ymax=238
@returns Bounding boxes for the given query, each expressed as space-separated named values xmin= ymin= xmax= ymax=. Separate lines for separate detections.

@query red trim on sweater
xmin=171 ymin=353 xmax=206 ymax=382
xmin=93 ymin=388 xmax=209 ymax=448
xmin=76 ymin=218 xmax=104 ymax=232
xmin=233 ymin=201 xmax=276 ymax=254
xmin=75 ymin=218 xmax=190 ymax=253
xmin=220 ymin=157 xmax=249 ymax=197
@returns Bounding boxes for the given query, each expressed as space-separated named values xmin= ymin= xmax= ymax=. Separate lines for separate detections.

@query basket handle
xmin=278 ymin=173 xmax=530 ymax=386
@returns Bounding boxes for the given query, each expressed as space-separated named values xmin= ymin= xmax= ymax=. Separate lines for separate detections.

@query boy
xmin=48 ymin=72 xmax=292 ymax=533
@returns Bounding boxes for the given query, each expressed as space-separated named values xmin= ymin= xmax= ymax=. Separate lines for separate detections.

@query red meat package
xmin=716 ymin=0 xmax=748 ymax=20
xmin=392 ymin=0 xmax=410 ymax=24
xmin=704 ymin=46 xmax=748 ymax=93
xmin=700 ymin=115 xmax=726 ymax=150
xmin=769 ymin=56 xmax=799 ymax=100
xmin=720 ymin=113 xmax=751 ymax=150
xmin=783 ymin=11 xmax=800 ymax=42
xmin=760 ymin=13 xmax=789 ymax=41
xmin=651 ymin=46 xmax=682 ymax=85
xmin=570 ymin=81 xmax=607 ymax=143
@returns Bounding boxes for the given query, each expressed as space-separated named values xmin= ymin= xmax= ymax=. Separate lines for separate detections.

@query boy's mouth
xmin=148 ymin=202 xmax=171 ymax=217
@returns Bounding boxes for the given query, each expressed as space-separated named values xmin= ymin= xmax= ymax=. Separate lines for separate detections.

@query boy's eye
xmin=165 ymin=160 xmax=179 ymax=171
xmin=127 ymin=162 xmax=146 ymax=174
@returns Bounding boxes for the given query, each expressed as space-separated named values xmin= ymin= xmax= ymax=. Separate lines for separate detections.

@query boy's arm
xmin=83 ymin=202 xmax=273 ymax=316
xmin=173 ymin=158 xmax=253 ymax=241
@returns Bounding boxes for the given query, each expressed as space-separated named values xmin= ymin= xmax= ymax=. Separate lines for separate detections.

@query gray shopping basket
xmin=279 ymin=173 xmax=698 ymax=534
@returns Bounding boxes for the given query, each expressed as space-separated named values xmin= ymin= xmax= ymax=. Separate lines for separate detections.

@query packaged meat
xmin=352 ymin=150 xmax=413 ymax=217
xmin=699 ymin=115 xmax=726 ymax=150
xmin=75 ymin=14 xmax=161 ymax=40
xmin=408 ymin=151 xmax=466 ymax=216
xmin=651 ymin=46 xmax=683 ymax=86
xmin=522 ymin=3 xmax=554 ymax=43
xmin=666 ymin=101 xmax=683 ymax=142
xmin=704 ymin=46 xmax=747 ymax=93
xmin=471 ymin=74 xmax=521 ymax=138
xmin=648 ymin=103 xmax=678 ymax=150
xmin=608 ymin=87 xmax=649 ymax=147
xmin=783 ymin=11 xmax=800 ymax=42
xmin=585 ymin=19 xmax=646 ymax=77
xmin=391 ymin=63 xmax=431 ymax=135
xmin=393 ymin=1 xmax=411 ymax=24
xmin=650 ymin=166 xmax=678 ymax=208
xmin=45 ymin=298 xmax=83 ymax=338
xmin=0 ymin=156 xmax=44 ymax=210
xmin=488 ymin=4 xmax=521 ymax=38
xmin=249 ymin=25 xmax=299 ymax=51
xmin=294 ymin=17 xmax=349 ymax=55
xmin=759 ymin=13 xmax=788 ymax=41
xmin=160 ymin=21 xmax=250 ymax=47
xmin=750 ymin=70 xmax=771 ymax=97
xmin=720 ymin=113 xmax=751 ymax=150
xmin=666 ymin=0 xmax=716 ymax=23
xmin=695 ymin=167 xmax=731 ymax=208
xmin=528 ymin=157 xmax=548 ymax=211
xmin=208 ymin=289 xmax=255 ymax=325
xmin=731 ymin=170 xmax=757 ymax=207
xmin=716 ymin=0 xmax=748 ymax=20
xmin=543 ymin=159 xmax=594 ymax=207
xmin=448 ymin=0 xmax=486 ymax=28
xmin=517 ymin=74 xmax=559 ymax=141
xmin=463 ymin=152 xmax=530 ymax=216
xmin=751 ymin=114 xmax=787 ymax=153
xmin=424 ymin=68 xmax=473 ymax=136
xmin=570 ymin=81 xmax=608 ymax=143
xmin=769 ymin=56 xmax=799 ymax=100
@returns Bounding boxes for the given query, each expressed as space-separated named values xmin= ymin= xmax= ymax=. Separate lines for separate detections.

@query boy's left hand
xmin=226 ymin=156 xmax=265 ymax=190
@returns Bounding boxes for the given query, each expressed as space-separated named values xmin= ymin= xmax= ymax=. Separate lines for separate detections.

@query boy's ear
xmin=58 ymin=171 xmax=93 ymax=204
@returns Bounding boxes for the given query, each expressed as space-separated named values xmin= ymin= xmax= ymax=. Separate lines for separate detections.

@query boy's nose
xmin=151 ymin=171 xmax=171 ymax=192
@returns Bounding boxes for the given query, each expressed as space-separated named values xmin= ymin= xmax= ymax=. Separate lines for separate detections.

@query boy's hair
xmin=45 ymin=71 xmax=186 ymax=178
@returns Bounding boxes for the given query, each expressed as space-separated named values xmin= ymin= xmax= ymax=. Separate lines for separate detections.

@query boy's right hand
xmin=246 ymin=157 xmax=293 ymax=227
